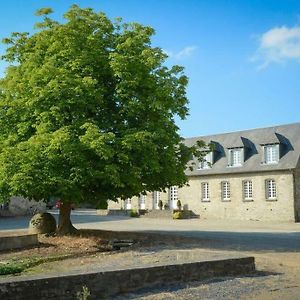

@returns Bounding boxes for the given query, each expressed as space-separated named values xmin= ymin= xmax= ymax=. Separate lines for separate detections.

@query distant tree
xmin=0 ymin=5 xmax=206 ymax=234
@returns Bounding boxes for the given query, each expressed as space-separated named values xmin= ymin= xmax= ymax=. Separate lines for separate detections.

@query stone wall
xmin=108 ymin=191 xmax=169 ymax=211
xmin=293 ymin=160 xmax=300 ymax=221
xmin=108 ymin=170 xmax=296 ymax=221
xmin=8 ymin=197 xmax=46 ymax=216
xmin=0 ymin=257 xmax=255 ymax=300
xmin=0 ymin=234 xmax=38 ymax=251
xmin=178 ymin=170 xmax=295 ymax=221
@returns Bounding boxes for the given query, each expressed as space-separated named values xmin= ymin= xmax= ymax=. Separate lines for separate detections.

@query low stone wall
xmin=0 ymin=257 xmax=255 ymax=300
xmin=96 ymin=209 xmax=108 ymax=216
xmin=106 ymin=209 xmax=128 ymax=216
xmin=106 ymin=209 xmax=148 ymax=216
xmin=0 ymin=234 xmax=38 ymax=251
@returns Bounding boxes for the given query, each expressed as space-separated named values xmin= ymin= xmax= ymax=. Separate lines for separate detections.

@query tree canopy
xmin=0 ymin=5 xmax=205 ymax=232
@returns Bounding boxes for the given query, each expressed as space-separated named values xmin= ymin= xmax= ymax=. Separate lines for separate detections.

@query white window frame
xmin=152 ymin=191 xmax=160 ymax=209
xmin=201 ymin=182 xmax=210 ymax=202
xmin=198 ymin=152 xmax=213 ymax=170
xmin=228 ymin=148 xmax=244 ymax=167
xmin=265 ymin=179 xmax=277 ymax=200
xmin=139 ymin=194 xmax=146 ymax=209
xmin=243 ymin=180 xmax=253 ymax=201
xmin=221 ymin=181 xmax=231 ymax=201
xmin=169 ymin=186 xmax=178 ymax=209
xmin=263 ymin=144 xmax=279 ymax=164
xmin=125 ymin=198 xmax=132 ymax=210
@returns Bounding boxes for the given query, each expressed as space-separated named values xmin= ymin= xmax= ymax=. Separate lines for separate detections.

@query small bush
xmin=176 ymin=200 xmax=182 ymax=210
xmin=173 ymin=211 xmax=184 ymax=219
xmin=129 ymin=209 xmax=139 ymax=217
xmin=76 ymin=286 xmax=91 ymax=300
xmin=158 ymin=200 xmax=163 ymax=210
xmin=0 ymin=264 xmax=23 ymax=275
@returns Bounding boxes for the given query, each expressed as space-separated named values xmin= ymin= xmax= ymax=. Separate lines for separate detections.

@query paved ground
xmin=1 ymin=210 xmax=300 ymax=251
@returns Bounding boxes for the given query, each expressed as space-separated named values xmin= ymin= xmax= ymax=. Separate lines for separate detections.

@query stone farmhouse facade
xmin=109 ymin=123 xmax=300 ymax=222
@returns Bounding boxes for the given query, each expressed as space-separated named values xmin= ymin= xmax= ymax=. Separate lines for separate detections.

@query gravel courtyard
xmin=1 ymin=211 xmax=300 ymax=299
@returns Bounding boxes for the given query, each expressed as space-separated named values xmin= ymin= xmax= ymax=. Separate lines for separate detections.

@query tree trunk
xmin=57 ymin=201 xmax=77 ymax=235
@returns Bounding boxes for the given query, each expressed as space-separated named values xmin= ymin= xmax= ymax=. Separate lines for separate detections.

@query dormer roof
xmin=185 ymin=122 xmax=300 ymax=176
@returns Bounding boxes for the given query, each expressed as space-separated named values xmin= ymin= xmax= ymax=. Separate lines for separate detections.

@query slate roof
xmin=185 ymin=122 xmax=300 ymax=176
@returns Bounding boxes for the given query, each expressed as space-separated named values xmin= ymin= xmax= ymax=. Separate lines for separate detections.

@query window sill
xmin=201 ymin=199 xmax=210 ymax=202
xmin=227 ymin=165 xmax=243 ymax=168
xmin=266 ymin=198 xmax=277 ymax=201
xmin=221 ymin=199 xmax=231 ymax=202
xmin=243 ymin=199 xmax=253 ymax=202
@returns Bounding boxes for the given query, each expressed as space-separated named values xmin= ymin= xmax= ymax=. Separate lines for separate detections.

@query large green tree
xmin=0 ymin=5 xmax=205 ymax=234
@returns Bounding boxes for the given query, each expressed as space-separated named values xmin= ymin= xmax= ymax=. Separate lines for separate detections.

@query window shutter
xmin=276 ymin=144 xmax=280 ymax=161
xmin=221 ymin=182 xmax=224 ymax=200
xmin=242 ymin=181 xmax=245 ymax=199
xmin=265 ymin=180 xmax=268 ymax=199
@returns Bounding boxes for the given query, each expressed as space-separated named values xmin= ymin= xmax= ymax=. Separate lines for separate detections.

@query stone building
xmin=109 ymin=123 xmax=300 ymax=222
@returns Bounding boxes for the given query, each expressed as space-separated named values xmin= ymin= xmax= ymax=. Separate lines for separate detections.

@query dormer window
xmin=228 ymin=148 xmax=243 ymax=167
xmin=263 ymin=144 xmax=279 ymax=164
xmin=198 ymin=152 xmax=213 ymax=169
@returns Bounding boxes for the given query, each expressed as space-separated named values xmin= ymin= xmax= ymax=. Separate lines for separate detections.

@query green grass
xmin=0 ymin=255 xmax=70 ymax=275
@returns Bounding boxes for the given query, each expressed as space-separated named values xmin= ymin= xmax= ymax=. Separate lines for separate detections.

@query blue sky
xmin=1 ymin=0 xmax=300 ymax=137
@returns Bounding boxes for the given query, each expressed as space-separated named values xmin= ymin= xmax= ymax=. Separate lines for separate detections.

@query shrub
xmin=158 ymin=200 xmax=163 ymax=210
xmin=176 ymin=200 xmax=182 ymax=210
xmin=164 ymin=203 xmax=169 ymax=210
xmin=173 ymin=211 xmax=184 ymax=219
xmin=129 ymin=209 xmax=139 ymax=217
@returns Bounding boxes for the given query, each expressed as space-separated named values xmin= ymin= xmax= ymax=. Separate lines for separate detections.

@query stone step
xmin=141 ymin=210 xmax=173 ymax=219
xmin=142 ymin=209 xmax=200 ymax=219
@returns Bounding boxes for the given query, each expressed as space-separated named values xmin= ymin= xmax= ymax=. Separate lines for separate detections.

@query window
xmin=228 ymin=148 xmax=243 ymax=167
xmin=169 ymin=186 xmax=178 ymax=208
xmin=139 ymin=194 xmax=146 ymax=209
xmin=201 ymin=182 xmax=210 ymax=201
xmin=153 ymin=191 xmax=160 ymax=209
xmin=265 ymin=179 xmax=277 ymax=200
xmin=243 ymin=180 xmax=253 ymax=200
xmin=125 ymin=198 xmax=131 ymax=209
xmin=198 ymin=152 xmax=213 ymax=169
xmin=221 ymin=181 xmax=230 ymax=201
xmin=263 ymin=144 xmax=279 ymax=164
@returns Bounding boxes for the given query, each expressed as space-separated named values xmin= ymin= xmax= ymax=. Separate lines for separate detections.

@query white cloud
xmin=252 ymin=26 xmax=300 ymax=69
xmin=165 ymin=46 xmax=197 ymax=60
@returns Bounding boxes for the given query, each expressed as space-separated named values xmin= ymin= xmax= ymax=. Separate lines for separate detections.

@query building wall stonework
xmin=109 ymin=170 xmax=295 ymax=221
xmin=177 ymin=171 xmax=295 ymax=221
xmin=108 ymin=170 xmax=296 ymax=221
xmin=293 ymin=160 xmax=300 ymax=221
xmin=108 ymin=192 xmax=169 ymax=211
xmin=8 ymin=197 xmax=46 ymax=216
